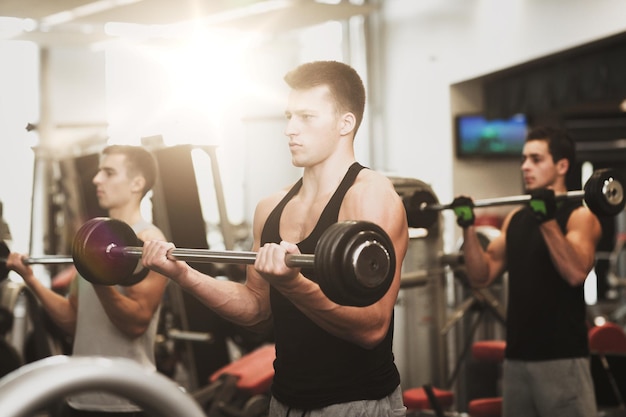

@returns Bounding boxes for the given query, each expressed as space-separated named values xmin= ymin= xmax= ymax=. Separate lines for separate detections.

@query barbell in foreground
xmin=71 ymin=218 xmax=396 ymax=307
xmin=0 ymin=239 xmax=148 ymax=284
xmin=408 ymin=168 xmax=624 ymax=229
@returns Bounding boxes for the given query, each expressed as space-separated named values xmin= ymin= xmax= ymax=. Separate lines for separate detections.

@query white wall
xmin=379 ymin=0 xmax=626 ymax=249
xmin=0 ymin=45 xmax=106 ymax=256
xmin=0 ymin=41 xmax=38 ymax=253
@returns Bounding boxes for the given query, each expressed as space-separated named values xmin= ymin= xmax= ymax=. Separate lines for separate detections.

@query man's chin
xmin=524 ymin=183 xmax=538 ymax=192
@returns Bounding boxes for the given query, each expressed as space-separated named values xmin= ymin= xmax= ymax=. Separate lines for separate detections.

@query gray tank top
xmin=67 ymin=220 xmax=162 ymax=412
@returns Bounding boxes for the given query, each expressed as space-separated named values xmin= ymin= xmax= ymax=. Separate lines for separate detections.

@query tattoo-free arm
xmin=539 ymin=207 xmax=601 ymax=286
xmin=6 ymin=255 xmax=78 ymax=336
xmin=462 ymin=214 xmax=511 ymax=289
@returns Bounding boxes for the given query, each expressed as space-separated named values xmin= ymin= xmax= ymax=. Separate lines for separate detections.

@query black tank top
xmin=505 ymin=200 xmax=589 ymax=360
xmin=262 ymin=162 xmax=400 ymax=409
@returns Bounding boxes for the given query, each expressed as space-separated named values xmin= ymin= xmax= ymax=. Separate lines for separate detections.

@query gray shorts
xmin=268 ymin=385 xmax=406 ymax=417
xmin=502 ymin=357 xmax=597 ymax=417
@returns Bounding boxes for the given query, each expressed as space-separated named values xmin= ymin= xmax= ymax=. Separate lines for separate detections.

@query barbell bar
xmin=0 ymin=254 xmax=74 ymax=281
xmin=409 ymin=168 xmax=625 ymax=229
xmin=2 ymin=255 xmax=74 ymax=265
xmin=421 ymin=190 xmax=585 ymax=212
xmin=0 ymin=238 xmax=148 ymax=284
xmin=71 ymin=217 xmax=396 ymax=307
xmin=0 ymin=240 xmax=70 ymax=282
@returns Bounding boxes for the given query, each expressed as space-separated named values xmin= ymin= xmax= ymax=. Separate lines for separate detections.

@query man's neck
xmin=301 ymin=160 xmax=355 ymax=201
xmin=108 ymin=205 xmax=143 ymax=226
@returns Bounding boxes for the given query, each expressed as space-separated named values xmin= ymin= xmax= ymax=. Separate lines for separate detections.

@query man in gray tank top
xmin=7 ymin=145 xmax=169 ymax=417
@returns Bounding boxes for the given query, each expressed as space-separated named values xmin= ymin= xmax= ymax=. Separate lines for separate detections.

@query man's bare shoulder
xmin=352 ymin=168 xmax=397 ymax=194
xmin=258 ymin=184 xmax=293 ymax=209
xmin=343 ymin=169 xmax=404 ymax=219
xmin=137 ymin=224 xmax=166 ymax=242
xmin=252 ymin=182 xmax=297 ymax=228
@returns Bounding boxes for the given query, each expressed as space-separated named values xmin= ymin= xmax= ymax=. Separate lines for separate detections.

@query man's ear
xmin=131 ymin=176 xmax=146 ymax=194
xmin=339 ymin=112 xmax=356 ymax=136
xmin=555 ymin=158 xmax=569 ymax=175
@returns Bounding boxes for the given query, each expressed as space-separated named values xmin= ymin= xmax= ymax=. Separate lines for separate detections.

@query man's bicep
xmin=127 ymin=272 xmax=169 ymax=313
xmin=485 ymin=235 xmax=508 ymax=280
xmin=566 ymin=210 xmax=602 ymax=263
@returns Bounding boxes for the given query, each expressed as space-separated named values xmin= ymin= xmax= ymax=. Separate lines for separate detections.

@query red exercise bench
xmin=403 ymin=384 xmax=454 ymax=415
xmin=193 ymin=343 xmax=276 ymax=417
xmin=467 ymin=340 xmax=505 ymax=417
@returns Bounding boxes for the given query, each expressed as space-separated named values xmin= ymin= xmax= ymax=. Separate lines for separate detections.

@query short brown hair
xmin=526 ymin=126 xmax=576 ymax=168
xmin=102 ymin=145 xmax=158 ymax=197
xmin=284 ymin=61 xmax=366 ymax=136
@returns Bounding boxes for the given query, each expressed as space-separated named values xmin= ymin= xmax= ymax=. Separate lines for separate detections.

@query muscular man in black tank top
xmin=142 ymin=61 xmax=409 ymax=417
xmin=450 ymin=127 xmax=602 ymax=417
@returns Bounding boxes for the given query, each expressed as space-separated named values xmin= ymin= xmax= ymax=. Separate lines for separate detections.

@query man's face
xmin=283 ymin=85 xmax=344 ymax=167
xmin=521 ymin=139 xmax=559 ymax=191
xmin=92 ymin=153 xmax=138 ymax=210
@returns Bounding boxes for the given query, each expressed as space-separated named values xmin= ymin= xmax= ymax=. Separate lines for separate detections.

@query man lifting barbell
xmin=450 ymin=126 xmax=604 ymax=417
xmin=5 ymin=144 xmax=168 ymax=417
xmin=3 ymin=218 xmax=396 ymax=308
xmin=139 ymin=61 xmax=409 ymax=417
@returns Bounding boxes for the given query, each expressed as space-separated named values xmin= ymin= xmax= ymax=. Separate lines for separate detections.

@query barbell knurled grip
xmin=284 ymin=254 xmax=316 ymax=268
xmin=110 ymin=246 xmax=316 ymax=268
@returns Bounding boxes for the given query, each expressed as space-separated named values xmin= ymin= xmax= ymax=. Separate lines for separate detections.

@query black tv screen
xmin=455 ymin=113 xmax=528 ymax=158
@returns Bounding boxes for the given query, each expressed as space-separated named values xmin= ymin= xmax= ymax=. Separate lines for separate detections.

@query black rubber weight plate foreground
xmin=315 ymin=221 xmax=395 ymax=307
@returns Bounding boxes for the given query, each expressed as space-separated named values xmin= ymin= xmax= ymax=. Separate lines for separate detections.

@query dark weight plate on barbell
xmin=584 ymin=168 xmax=625 ymax=217
xmin=1 ymin=240 xmax=10 ymax=282
xmin=315 ymin=221 xmax=361 ymax=306
xmin=72 ymin=218 xmax=141 ymax=286
xmin=315 ymin=221 xmax=395 ymax=307
xmin=313 ymin=220 xmax=348 ymax=302
xmin=404 ymin=190 xmax=439 ymax=230
xmin=72 ymin=218 xmax=104 ymax=284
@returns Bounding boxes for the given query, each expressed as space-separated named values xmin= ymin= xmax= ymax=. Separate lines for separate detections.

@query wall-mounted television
xmin=455 ymin=113 xmax=528 ymax=158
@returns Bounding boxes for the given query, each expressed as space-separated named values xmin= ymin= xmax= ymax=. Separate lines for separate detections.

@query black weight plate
xmin=72 ymin=218 xmax=102 ymax=284
xmin=339 ymin=224 xmax=395 ymax=306
xmin=404 ymin=190 xmax=439 ymax=230
xmin=0 ymin=304 xmax=14 ymax=335
xmin=325 ymin=222 xmax=363 ymax=305
xmin=331 ymin=224 xmax=368 ymax=304
xmin=342 ymin=229 xmax=392 ymax=289
xmin=1 ymin=240 xmax=10 ymax=282
xmin=584 ymin=168 xmax=625 ymax=217
xmin=315 ymin=221 xmax=350 ymax=305
xmin=583 ymin=169 xmax=607 ymax=216
xmin=315 ymin=221 xmax=395 ymax=307
xmin=73 ymin=218 xmax=138 ymax=286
